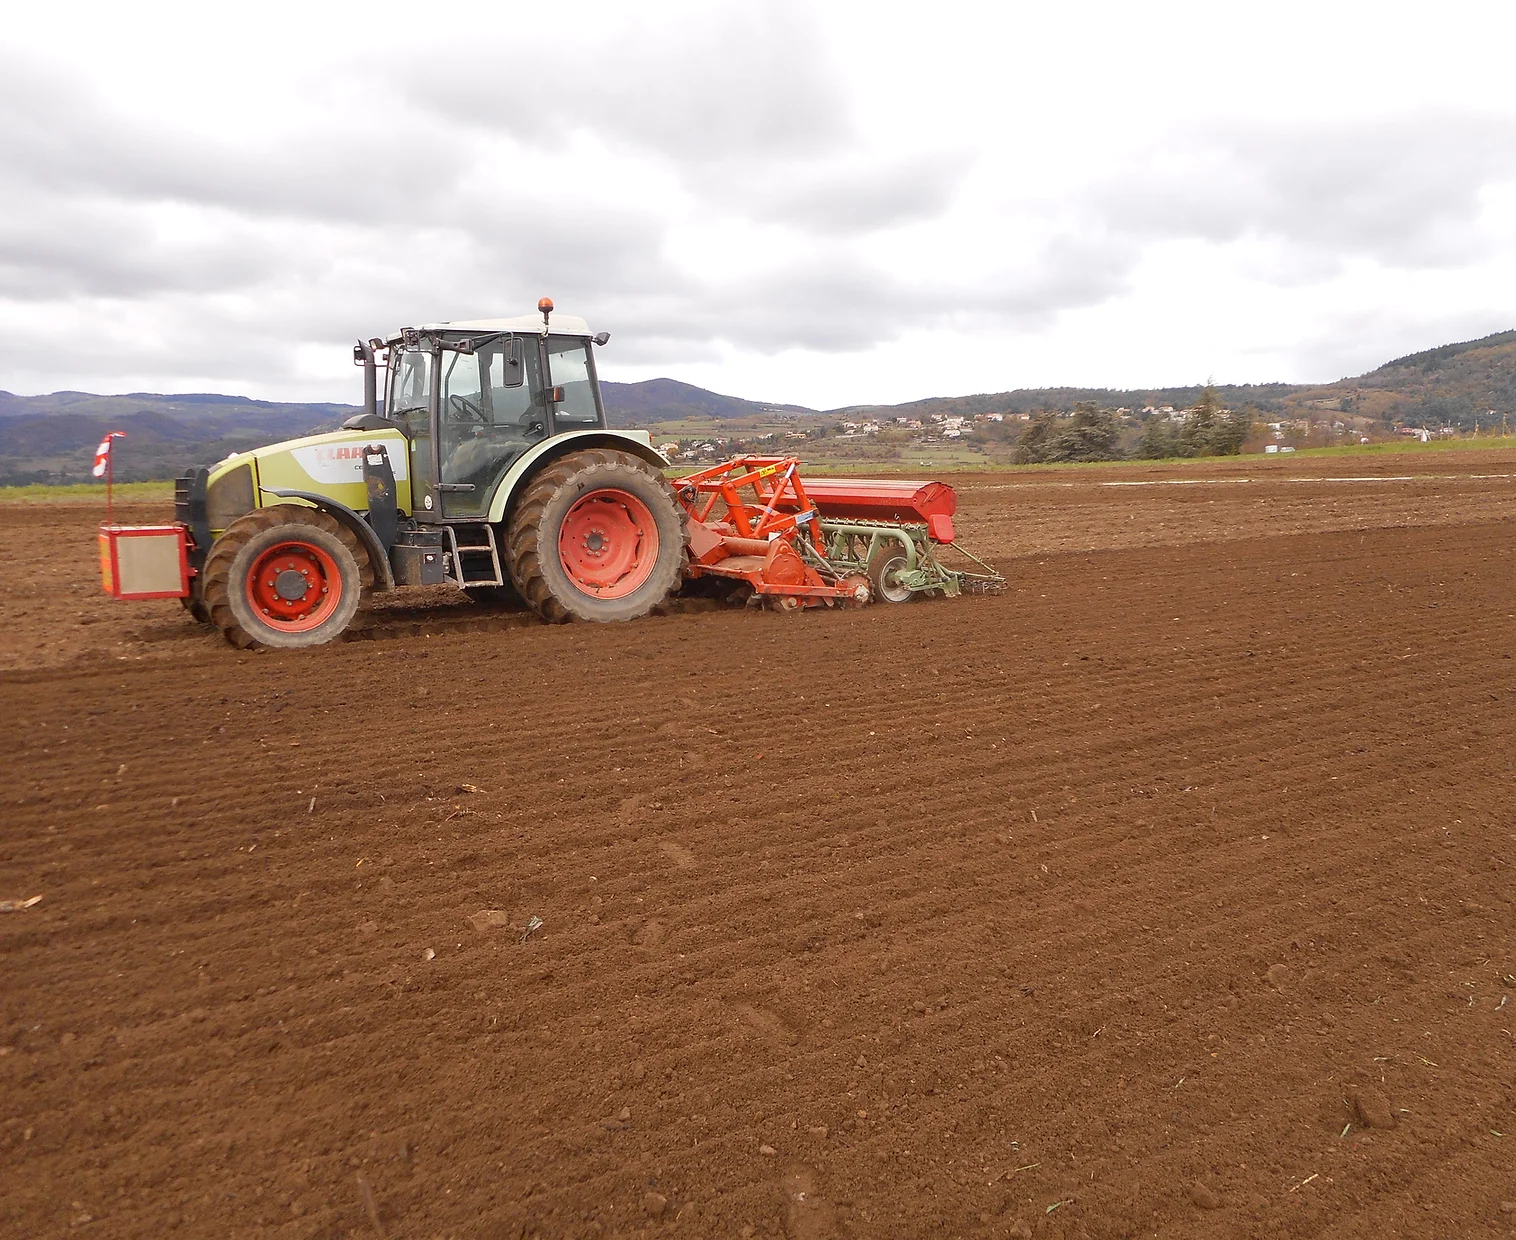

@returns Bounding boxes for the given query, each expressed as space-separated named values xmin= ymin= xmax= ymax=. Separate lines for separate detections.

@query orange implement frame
xmin=674 ymin=456 xmax=868 ymax=606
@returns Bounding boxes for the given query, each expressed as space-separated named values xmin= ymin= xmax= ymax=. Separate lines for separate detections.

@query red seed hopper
xmin=782 ymin=477 xmax=958 ymax=545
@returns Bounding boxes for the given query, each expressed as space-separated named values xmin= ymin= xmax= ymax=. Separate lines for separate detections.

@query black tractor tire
xmin=202 ymin=507 xmax=365 ymax=649
xmin=505 ymin=449 xmax=686 ymax=623
xmin=867 ymin=544 xmax=915 ymax=604
xmin=179 ymin=577 xmax=210 ymax=624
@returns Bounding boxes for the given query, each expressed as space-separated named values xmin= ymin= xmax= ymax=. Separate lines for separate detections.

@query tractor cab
xmin=373 ymin=308 xmax=609 ymax=522
xmin=124 ymin=301 xmax=689 ymax=649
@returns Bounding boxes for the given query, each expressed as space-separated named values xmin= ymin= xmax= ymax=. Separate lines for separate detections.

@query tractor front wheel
xmin=202 ymin=507 xmax=364 ymax=649
xmin=506 ymin=450 xmax=685 ymax=623
xmin=179 ymin=577 xmax=210 ymax=624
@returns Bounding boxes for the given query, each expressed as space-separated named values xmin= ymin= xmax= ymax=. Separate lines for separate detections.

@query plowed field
xmin=2 ymin=452 xmax=1515 ymax=1239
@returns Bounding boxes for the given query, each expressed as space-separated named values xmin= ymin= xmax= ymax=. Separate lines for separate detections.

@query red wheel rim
xmin=244 ymin=539 xmax=343 ymax=632
xmin=557 ymin=488 xmax=659 ymax=599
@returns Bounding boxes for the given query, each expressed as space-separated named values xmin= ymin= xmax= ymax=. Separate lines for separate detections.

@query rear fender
xmin=257 ymin=488 xmax=396 ymax=590
xmin=484 ymin=430 xmax=667 ymax=525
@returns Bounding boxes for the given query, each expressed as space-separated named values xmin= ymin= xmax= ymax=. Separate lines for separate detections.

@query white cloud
xmin=1 ymin=0 xmax=1514 ymax=407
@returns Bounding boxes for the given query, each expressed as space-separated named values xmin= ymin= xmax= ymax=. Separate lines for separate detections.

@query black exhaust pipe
xmin=353 ymin=340 xmax=378 ymax=418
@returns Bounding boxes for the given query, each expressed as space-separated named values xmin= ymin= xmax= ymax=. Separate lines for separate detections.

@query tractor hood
xmin=204 ymin=427 xmax=412 ymax=533
xmin=209 ymin=427 xmax=411 ymax=488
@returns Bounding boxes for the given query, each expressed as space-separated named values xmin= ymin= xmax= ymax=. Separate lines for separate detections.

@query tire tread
xmin=505 ymin=451 xmax=685 ymax=624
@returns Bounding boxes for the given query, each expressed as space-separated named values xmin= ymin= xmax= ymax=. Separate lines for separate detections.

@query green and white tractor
xmin=174 ymin=300 xmax=686 ymax=648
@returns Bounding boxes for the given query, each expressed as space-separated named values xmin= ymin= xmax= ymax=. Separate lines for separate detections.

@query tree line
xmin=1013 ymin=386 xmax=1248 ymax=464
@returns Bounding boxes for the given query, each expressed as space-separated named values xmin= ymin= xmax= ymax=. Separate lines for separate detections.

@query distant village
xmin=660 ymin=409 xmax=1010 ymax=461
xmin=657 ymin=402 xmax=1474 ymax=463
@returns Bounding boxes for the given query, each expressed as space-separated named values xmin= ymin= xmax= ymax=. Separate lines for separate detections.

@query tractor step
xmin=443 ymin=523 xmax=505 ymax=588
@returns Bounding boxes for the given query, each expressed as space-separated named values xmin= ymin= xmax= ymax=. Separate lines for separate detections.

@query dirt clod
xmin=1351 ymin=1087 xmax=1396 ymax=1130
xmin=1188 ymin=1182 xmax=1224 ymax=1210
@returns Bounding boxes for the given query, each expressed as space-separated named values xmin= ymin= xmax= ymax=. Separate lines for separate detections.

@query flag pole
xmin=94 ymin=431 xmax=124 ymax=525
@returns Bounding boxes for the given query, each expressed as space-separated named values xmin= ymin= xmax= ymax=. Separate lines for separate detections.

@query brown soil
xmin=2 ymin=452 xmax=1515 ymax=1238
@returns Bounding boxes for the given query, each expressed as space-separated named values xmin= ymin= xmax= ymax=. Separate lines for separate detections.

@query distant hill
xmin=831 ymin=330 xmax=1516 ymax=426
xmin=3 ymin=328 xmax=1513 ymax=482
xmin=0 ymin=390 xmax=356 ymax=427
xmin=1346 ymin=330 xmax=1516 ymax=424
xmin=0 ymin=392 xmax=352 ymax=484
xmin=829 ymin=383 xmax=1303 ymax=420
xmin=600 ymin=378 xmax=811 ymax=424
xmin=1373 ymin=330 xmax=1516 ymax=374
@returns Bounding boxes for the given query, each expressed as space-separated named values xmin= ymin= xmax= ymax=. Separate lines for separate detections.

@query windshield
xmin=388 ymin=350 xmax=432 ymax=436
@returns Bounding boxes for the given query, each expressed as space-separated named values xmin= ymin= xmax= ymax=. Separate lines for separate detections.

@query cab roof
xmin=407 ymin=313 xmax=593 ymax=337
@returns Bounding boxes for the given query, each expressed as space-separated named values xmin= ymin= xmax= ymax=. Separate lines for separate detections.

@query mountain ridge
xmin=3 ymin=328 xmax=1513 ymax=482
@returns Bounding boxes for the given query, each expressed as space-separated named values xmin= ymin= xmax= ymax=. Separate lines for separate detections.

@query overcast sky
xmin=3 ymin=0 xmax=1515 ymax=409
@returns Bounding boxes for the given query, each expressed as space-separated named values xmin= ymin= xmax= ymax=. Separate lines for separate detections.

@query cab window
xmin=546 ymin=337 xmax=602 ymax=429
xmin=438 ymin=337 xmax=546 ymax=518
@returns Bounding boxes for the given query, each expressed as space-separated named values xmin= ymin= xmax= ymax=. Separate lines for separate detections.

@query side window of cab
xmin=546 ymin=336 xmax=602 ymax=429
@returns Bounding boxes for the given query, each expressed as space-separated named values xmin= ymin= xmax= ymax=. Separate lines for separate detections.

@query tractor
xmin=96 ymin=300 xmax=1003 ymax=647
xmin=155 ymin=300 xmax=688 ymax=648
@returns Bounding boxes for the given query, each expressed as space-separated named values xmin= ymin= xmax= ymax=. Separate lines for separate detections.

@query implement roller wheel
xmin=201 ymin=507 xmax=366 ymax=649
xmin=506 ymin=450 xmax=686 ymax=623
xmin=867 ymin=545 xmax=914 ymax=604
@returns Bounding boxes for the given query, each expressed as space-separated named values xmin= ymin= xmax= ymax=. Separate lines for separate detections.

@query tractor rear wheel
xmin=867 ymin=545 xmax=914 ymax=604
xmin=506 ymin=450 xmax=685 ymax=623
xmin=202 ymin=507 xmax=365 ymax=649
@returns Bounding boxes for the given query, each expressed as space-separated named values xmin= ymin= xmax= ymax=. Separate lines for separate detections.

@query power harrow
xmin=673 ymin=455 xmax=1004 ymax=609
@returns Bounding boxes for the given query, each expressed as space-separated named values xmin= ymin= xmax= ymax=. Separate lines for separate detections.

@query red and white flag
xmin=92 ymin=431 xmax=126 ymax=478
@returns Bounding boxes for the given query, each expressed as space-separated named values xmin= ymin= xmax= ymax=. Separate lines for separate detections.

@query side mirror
xmin=592 ymin=331 xmax=610 ymax=347
xmin=549 ymin=385 xmax=566 ymax=403
xmin=500 ymin=339 xmax=524 ymax=388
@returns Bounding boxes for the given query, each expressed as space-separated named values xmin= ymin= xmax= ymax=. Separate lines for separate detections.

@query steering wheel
xmin=449 ymin=393 xmax=486 ymax=423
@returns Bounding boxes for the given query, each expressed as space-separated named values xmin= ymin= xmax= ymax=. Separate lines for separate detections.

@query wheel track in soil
xmin=2 ymin=673 xmax=1503 ymax=1133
